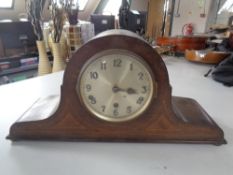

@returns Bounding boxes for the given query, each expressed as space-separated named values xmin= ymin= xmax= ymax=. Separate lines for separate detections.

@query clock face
xmin=77 ymin=50 xmax=155 ymax=122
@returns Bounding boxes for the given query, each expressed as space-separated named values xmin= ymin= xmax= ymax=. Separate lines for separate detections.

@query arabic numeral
xmin=101 ymin=62 xmax=107 ymax=70
xmin=130 ymin=63 xmax=133 ymax=71
xmin=126 ymin=106 xmax=132 ymax=113
xmin=142 ymin=86 xmax=147 ymax=94
xmin=113 ymin=59 xmax=122 ymax=67
xmin=90 ymin=72 xmax=98 ymax=79
xmin=137 ymin=97 xmax=144 ymax=105
xmin=88 ymin=95 xmax=96 ymax=104
xmin=101 ymin=105 xmax=106 ymax=112
xmin=113 ymin=109 xmax=119 ymax=116
xmin=138 ymin=72 xmax=144 ymax=80
xmin=86 ymin=84 xmax=92 ymax=92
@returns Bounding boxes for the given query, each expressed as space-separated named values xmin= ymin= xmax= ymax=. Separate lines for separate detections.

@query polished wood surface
xmin=185 ymin=50 xmax=230 ymax=64
xmin=157 ymin=36 xmax=208 ymax=53
xmin=7 ymin=30 xmax=225 ymax=145
xmin=146 ymin=0 xmax=165 ymax=38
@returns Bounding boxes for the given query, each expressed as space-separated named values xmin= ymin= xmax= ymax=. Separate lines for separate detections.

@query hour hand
xmin=126 ymin=88 xmax=137 ymax=94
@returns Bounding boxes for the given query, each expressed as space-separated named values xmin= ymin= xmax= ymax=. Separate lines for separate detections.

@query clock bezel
xmin=77 ymin=49 xmax=156 ymax=122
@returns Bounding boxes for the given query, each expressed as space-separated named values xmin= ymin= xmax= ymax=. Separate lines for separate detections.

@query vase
xmin=42 ymin=25 xmax=50 ymax=50
xmin=67 ymin=8 xmax=79 ymax=25
xmin=48 ymin=32 xmax=68 ymax=62
xmin=52 ymin=42 xmax=65 ymax=73
xmin=60 ymin=33 xmax=69 ymax=61
xmin=36 ymin=40 xmax=52 ymax=76
xmin=65 ymin=24 xmax=82 ymax=57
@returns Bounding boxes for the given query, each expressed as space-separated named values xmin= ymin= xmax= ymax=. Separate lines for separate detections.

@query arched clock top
xmin=63 ymin=29 xmax=172 ymax=104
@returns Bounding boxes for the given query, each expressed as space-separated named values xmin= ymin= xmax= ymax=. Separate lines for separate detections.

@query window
xmin=218 ymin=0 xmax=233 ymax=14
xmin=78 ymin=0 xmax=88 ymax=11
xmin=103 ymin=0 xmax=122 ymax=17
xmin=0 ymin=0 xmax=14 ymax=8
xmin=57 ymin=0 xmax=88 ymax=11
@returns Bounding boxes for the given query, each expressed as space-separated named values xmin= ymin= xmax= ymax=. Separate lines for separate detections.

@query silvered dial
xmin=77 ymin=50 xmax=154 ymax=122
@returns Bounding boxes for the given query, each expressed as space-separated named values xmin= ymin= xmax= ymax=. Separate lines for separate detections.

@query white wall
xmin=0 ymin=0 xmax=26 ymax=21
xmin=0 ymin=0 xmax=148 ymax=22
xmin=131 ymin=0 xmax=149 ymax=11
xmin=171 ymin=0 xmax=212 ymax=36
xmin=0 ymin=0 xmax=100 ymax=21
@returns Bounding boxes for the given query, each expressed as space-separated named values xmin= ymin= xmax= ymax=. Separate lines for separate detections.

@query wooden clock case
xmin=7 ymin=30 xmax=226 ymax=145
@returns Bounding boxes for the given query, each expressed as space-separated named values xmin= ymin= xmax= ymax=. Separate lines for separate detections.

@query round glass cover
xmin=77 ymin=50 xmax=155 ymax=122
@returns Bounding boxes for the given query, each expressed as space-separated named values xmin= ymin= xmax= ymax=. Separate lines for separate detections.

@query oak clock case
xmin=7 ymin=29 xmax=226 ymax=145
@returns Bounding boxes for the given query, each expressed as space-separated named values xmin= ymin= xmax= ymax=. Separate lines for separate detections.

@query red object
xmin=182 ymin=23 xmax=194 ymax=36
xmin=157 ymin=36 xmax=207 ymax=53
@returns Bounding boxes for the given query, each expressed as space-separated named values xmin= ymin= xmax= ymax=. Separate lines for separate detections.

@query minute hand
xmin=112 ymin=86 xmax=137 ymax=94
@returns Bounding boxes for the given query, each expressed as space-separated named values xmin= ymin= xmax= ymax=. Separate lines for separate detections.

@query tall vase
xmin=52 ymin=42 xmax=65 ymax=73
xmin=60 ymin=33 xmax=69 ymax=61
xmin=36 ymin=40 xmax=52 ymax=76
xmin=48 ymin=32 xmax=68 ymax=62
xmin=65 ymin=24 xmax=82 ymax=58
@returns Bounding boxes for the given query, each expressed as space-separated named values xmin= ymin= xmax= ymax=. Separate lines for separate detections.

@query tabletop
xmin=0 ymin=56 xmax=232 ymax=175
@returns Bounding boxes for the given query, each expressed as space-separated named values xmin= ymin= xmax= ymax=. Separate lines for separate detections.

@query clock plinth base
xmin=7 ymin=95 xmax=226 ymax=145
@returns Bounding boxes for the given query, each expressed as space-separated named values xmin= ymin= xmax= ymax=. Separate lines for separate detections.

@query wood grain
xmin=7 ymin=30 xmax=226 ymax=145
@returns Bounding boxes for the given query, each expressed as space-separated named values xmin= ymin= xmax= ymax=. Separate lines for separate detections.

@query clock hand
xmin=113 ymin=86 xmax=137 ymax=94
xmin=112 ymin=86 xmax=124 ymax=93
xmin=126 ymin=88 xmax=137 ymax=95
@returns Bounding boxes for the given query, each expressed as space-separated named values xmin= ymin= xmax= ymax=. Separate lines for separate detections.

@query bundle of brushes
xmin=26 ymin=0 xmax=46 ymax=41
xmin=50 ymin=0 xmax=65 ymax=43
xmin=64 ymin=0 xmax=79 ymax=25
